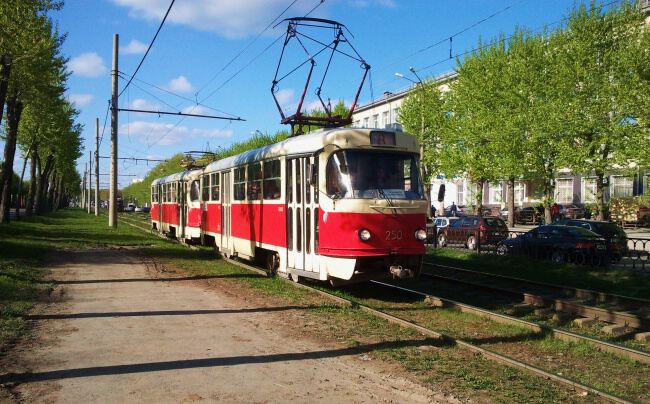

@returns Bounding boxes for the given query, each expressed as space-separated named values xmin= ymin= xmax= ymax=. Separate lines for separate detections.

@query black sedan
xmin=497 ymin=225 xmax=607 ymax=265
xmin=555 ymin=219 xmax=629 ymax=260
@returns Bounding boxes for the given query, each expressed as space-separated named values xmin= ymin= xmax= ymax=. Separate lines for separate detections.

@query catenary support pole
xmin=82 ymin=163 xmax=86 ymax=209
xmin=95 ymin=117 xmax=100 ymax=216
xmin=109 ymin=34 xmax=119 ymax=228
xmin=88 ymin=151 xmax=92 ymax=213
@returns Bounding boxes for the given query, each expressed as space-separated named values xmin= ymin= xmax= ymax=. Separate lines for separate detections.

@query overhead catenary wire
xmin=146 ymin=0 xmax=326 ymax=150
xmin=413 ymin=0 xmax=621 ymax=75
xmin=118 ymin=0 xmax=176 ymax=98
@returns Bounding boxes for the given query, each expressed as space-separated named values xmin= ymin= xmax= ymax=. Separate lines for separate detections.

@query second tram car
xmin=151 ymin=127 xmax=429 ymax=284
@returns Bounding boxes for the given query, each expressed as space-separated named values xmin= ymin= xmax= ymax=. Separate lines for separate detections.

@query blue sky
xmin=16 ymin=0 xmax=617 ymax=187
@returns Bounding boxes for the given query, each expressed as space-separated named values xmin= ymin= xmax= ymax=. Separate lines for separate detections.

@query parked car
xmin=496 ymin=225 xmax=607 ymax=264
xmin=516 ymin=206 xmax=543 ymax=224
xmin=134 ymin=206 xmax=150 ymax=213
xmin=438 ymin=215 xmax=509 ymax=250
xmin=559 ymin=204 xmax=585 ymax=219
xmin=444 ymin=204 xmax=466 ymax=217
xmin=123 ymin=203 xmax=135 ymax=212
xmin=555 ymin=219 xmax=628 ymax=260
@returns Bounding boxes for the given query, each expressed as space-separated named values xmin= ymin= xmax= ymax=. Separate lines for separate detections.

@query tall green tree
xmin=554 ymin=1 xmax=650 ymax=219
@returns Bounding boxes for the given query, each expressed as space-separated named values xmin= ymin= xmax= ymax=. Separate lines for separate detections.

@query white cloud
xmin=67 ymin=52 xmax=108 ymax=78
xmin=181 ymin=105 xmax=211 ymax=115
xmin=165 ymin=75 xmax=193 ymax=93
xmin=119 ymin=120 xmax=233 ymax=146
xmin=111 ymin=0 xmax=317 ymax=38
xmin=67 ymin=93 xmax=94 ymax=107
xmin=275 ymin=88 xmax=295 ymax=112
xmin=350 ymin=0 xmax=396 ymax=8
xmin=129 ymin=98 xmax=160 ymax=111
xmin=120 ymin=39 xmax=148 ymax=55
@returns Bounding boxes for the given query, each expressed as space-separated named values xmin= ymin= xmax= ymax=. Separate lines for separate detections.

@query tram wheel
xmin=265 ymin=252 xmax=279 ymax=277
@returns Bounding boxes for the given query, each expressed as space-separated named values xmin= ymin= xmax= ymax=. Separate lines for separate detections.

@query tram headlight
xmin=414 ymin=228 xmax=427 ymax=241
xmin=358 ymin=229 xmax=372 ymax=241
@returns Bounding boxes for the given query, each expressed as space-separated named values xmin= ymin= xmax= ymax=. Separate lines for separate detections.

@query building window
xmin=582 ymin=178 xmax=597 ymax=203
xmin=611 ymin=175 xmax=633 ymax=198
xmin=489 ymin=182 xmax=503 ymax=204
xmin=555 ymin=178 xmax=573 ymax=204
xmin=514 ymin=182 xmax=525 ymax=204
xmin=393 ymin=108 xmax=400 ymax=123
xmin=363 ymin=117 xmax=369 ymax=128
xmin=263 ymin=159 xmax=281 ymax=200
xmin=372 ymin=114 xmax=379 ymax=128
xmin=210 ymin=173 xmax=220 ymax=201
xmin=456 ymin=183 xmax=464 ymax=205
xmin=354 ymin=120 xmax=360 ymax=127
xmin=382 ymin=111 xmax=389 ymax=128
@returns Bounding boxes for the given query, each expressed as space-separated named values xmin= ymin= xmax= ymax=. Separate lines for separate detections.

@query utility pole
xmin=82 ymin=163 xmax=87 ymax=209
xmin=95 ymin=117 xmax=100 ymax=216
xmin=88 ymin=151 xmax=92 ymax=213
xmin=109 ymin=33 xmax=119 ymax=228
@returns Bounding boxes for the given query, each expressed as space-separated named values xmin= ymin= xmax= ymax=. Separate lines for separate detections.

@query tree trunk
xmin=14 ymin=144 xmax=32 ymax=220
xmin=595 ymin=170 xmax=606 ymax=221
xmin=46 ymin=170 xmax=57 ymax=212
xmin=506 ymin=177 xmax=515 ymax=228
xmin=26 ymin=147 xmax=37 ymax=216
xmin=0 ymin=55 xmax=11 ymax=127
xmin=53 ymin=174 xmax=63 ymax=211
xmin=475 ymin=179 xmax=485 ymax=216
xmin=544 ymin=180 xmax=553 ymax=225
xmin=0 ymin=97 xmax=23 ymax=223
xmin=35 ymin=155 xmax=53 ymax=215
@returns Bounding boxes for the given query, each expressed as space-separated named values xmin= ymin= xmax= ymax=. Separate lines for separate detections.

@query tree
xmin=553 ymin=1 xmax=650 ymax=220
xmin=0 ymin=1 xmax=67 ymax=222
xmin=399 ymin=80 xmax=447 ymax=199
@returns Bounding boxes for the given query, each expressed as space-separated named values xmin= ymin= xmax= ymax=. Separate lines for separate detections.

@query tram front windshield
xmin=326 ymin=151 xmax=424 ymax=200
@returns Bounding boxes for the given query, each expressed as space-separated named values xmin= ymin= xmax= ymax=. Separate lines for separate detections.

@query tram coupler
xmin=389 ymin=265 xmax=414 ymax=279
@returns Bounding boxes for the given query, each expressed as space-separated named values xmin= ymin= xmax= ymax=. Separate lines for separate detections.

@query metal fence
xmin=428 ymin=226 xmax=650 ymax=271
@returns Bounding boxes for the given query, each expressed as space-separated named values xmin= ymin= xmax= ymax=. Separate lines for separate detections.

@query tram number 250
xmin=385 ymin=230 xmax=403 ymax=240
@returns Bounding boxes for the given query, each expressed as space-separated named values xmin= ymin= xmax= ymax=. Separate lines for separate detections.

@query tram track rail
xmin=423 ymin=263 xmax=650 ymax=331
xmin=118 ymin=214 xmax=633 ymax=403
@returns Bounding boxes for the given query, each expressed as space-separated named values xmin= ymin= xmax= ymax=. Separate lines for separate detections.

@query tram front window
xmin=326 ymin=151 xmax=424 ymax=200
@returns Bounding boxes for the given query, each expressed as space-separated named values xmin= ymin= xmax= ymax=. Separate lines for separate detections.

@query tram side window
xmin=247 ymin=163 xmax=262 ymax=201
xmin=263 ymin=159 xmax=281 ymax=200
xmin=170 ymin=183 xmax=175 ymax=203
xmin=234 ymin=167 xmax=246 ymax=201
xmin=210 ymin=173 xmax=220 ymax=201
xmin=296 ymin=160 xmax=302 ymax=204
xmin=202 ymin=175 xmax=210 ymax=201
xmin=151 ymin=186 xmax=157 ymax=203
xmin=161 ymin=184 xmax=166 ymax=203
xmin=190 ymin=180 xmax=200 ymax=202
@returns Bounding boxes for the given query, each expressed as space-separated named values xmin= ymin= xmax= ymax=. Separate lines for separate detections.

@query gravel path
xmin=1 ymin=248 xmax=440 ymax=403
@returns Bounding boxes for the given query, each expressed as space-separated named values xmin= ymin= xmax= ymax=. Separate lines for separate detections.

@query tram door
xmin=221 ymin=171 xmax=231 ymax=253
xmin=287 ymin=157 xmax=319 ymax=275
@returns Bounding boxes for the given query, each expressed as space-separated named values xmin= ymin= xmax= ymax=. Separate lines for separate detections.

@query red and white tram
xmin=151 ymin=127 xmax=429 ymax=284
xmin=150 ymin=169 xmax=203 ymax=243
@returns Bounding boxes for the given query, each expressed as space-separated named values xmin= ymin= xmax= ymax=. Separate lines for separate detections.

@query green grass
xmin=0 ymin=209 xmax=616 ymax=401
xmin=427 ymin=248 xmax=650 ymax=298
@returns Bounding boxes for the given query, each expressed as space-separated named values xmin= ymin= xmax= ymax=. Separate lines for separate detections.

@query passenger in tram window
xmin=248 ymin=182 xmax=261 ymax=200
xmin=264 ymin=180 xmax=280 ymax=200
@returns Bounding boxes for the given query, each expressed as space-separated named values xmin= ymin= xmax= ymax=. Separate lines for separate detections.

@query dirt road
xmin=1 ymin=249 xmax=439 ymax=403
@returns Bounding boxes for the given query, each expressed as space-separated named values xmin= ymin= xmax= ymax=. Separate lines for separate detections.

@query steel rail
xmin=370 ymin=280 xmax=650 ymax=365
xmin=120 ymin=219 xmax=631 ymax=403
xmin=421 ymin=269 xmax=650 ymax=330
xmin=425 ymin=262 xmax=650 ymax=307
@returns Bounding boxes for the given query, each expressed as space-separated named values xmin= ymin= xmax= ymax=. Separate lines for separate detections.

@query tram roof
xmin=152 ymin=168 xmax=202 ymax=185
xmin=204 ymin=127 xmax=411 ymax=173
